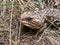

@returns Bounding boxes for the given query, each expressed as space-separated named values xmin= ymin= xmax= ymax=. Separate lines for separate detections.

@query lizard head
xmin=21 ymin=11 xmax=44 ymax=29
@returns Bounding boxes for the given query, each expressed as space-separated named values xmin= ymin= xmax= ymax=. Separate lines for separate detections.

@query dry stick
xmin=1 ymin=0 xmax=6 ymax=18
xmin=2 ymin=0 xmax=6 ymax=18
xmin=35 ymin=23 xmax=47 ymax=37
xmin=46 ymin=36 xmax=60 ymax=45
xmin=17 ymin=0 xmax=22 ymax=45
xmin=9 ymin=0 xmax=14 ymax=45
xmin=20 ymin=0 xmax=25 ymax=4
xmin=2 ymin=0 xmax=6 ymax=44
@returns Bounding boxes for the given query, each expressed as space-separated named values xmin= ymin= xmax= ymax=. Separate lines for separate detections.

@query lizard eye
xmin=25 ymin=17 xmax=33 ymax=21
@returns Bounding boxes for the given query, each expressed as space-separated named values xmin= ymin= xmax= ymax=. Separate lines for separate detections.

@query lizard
xmin=21 ymin=8 xmax=60 ymax=35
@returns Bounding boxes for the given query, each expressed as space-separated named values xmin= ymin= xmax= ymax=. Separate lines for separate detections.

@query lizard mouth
xmin=21 ymin=20 xmax=40 ymax=29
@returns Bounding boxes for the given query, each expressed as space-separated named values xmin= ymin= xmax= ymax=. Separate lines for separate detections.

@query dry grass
xmin=0 ymin=0 xmax=60 ymax=45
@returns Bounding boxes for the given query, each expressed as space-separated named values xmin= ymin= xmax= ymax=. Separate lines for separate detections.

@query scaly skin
xmin=21 ymin=9 xmax=60 ymax=29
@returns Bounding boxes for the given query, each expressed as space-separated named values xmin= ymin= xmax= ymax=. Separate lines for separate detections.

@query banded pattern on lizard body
xmin=21 ymin=9 xmax=60 ymax=29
